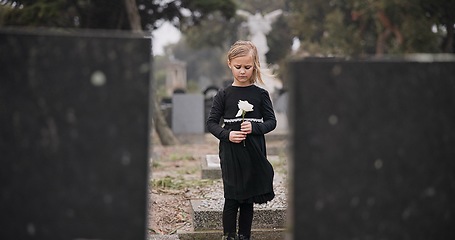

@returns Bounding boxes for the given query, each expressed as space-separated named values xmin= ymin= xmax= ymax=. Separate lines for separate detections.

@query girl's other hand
xmin=241 ymin=121 xmax=252 ymax=134
xmin=229 ymin=131 xmax=246 ymax=143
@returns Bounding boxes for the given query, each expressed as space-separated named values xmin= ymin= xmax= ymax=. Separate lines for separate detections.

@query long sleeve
xmin=206 ymin=89 xmax=230 ymax=141
xmin=251 ymin=90 xmax=276 ymax=135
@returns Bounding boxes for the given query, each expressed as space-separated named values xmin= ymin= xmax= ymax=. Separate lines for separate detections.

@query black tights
xmin=223 ymin=198 xmax=254 ymax=237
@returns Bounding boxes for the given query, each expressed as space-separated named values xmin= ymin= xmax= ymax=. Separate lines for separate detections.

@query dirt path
xmin=148 ymin=133 xmax=288 ymax=237
xmin=148 ymin=134 xmax=219 ymax=235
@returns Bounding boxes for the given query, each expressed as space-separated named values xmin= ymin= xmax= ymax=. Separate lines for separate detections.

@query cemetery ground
xmin=148 ymin=132 xmax=288 ymax=238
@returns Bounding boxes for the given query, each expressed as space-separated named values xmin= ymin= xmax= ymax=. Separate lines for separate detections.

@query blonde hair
xmin=227 ymin=40 xmax=264 ymax=85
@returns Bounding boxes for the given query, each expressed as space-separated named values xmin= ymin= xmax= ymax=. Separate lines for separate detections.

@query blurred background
xmin=2 ymin=0 xmax=454 ymax=100
xmin=2 ymin=1 xmax=454 ymax=239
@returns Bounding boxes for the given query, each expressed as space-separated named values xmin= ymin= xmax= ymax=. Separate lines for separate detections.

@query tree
xmin=419 ymin=0 xmax=455 ymax=53
xmin=287 ymin=0 xmax=454 ymax=56
xmin=1 ymin=0 xmax=236 ymax=30
xmin=266 ymin=14 xmax=293 ymax=65
xmin=124 ymin=0 xmax=179 ymax=146
xmin=1 ymin=0 xmax=236 ymax=145
xmin=184 ymin=11 xmax=243 ymax=50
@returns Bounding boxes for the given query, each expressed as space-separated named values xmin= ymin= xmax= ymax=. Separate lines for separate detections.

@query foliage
xmin=266 ymin=14 xmax=294 ymax=64
xmin=184 ymin=11 xmax=242 ymax=49
xmin=2 ymin=0 xmax=453 ymax=56
xmin=1 ymin=0 xmax=73 ymax=27
xmin=151 ymin=176 xmax=214 ymax=190
xmin=287 ymin=0 xmax=454 ymax=56
xmin=0 ymin=0 xmax=236 ymax=30
xmin=419 ymin=0 xmax=455 ymax=52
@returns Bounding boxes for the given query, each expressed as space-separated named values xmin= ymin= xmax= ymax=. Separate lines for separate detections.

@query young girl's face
xmin=228 ymin=54 xmax=254 ymax=86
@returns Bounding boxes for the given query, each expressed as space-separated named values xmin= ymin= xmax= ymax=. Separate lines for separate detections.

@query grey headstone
xmin=172 ymin=94 xmax=204 ymax=134
xmin=0 ymin=29 xmax=150 ymax=239
xmin=289 ymin=56 xmax=455 ymax=240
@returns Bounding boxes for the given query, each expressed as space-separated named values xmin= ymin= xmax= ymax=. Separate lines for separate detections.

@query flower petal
xmin=238 ymin=100 xmax=254 ymax=112
xmin=238 ymin=100 xmax=245 ymax=109
xmin=235 ymin=109 xmax=243 ymax=117
xmin=245 ymin=103 xmax=254 ymax=112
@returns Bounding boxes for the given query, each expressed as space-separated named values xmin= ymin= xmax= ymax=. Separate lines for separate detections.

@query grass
xmin=271 ymin=155 xmax=288 ymax=175
xmin=168 ymin=153 xmax=195 ymax=161
xmin=151 ymin=161 xmax=161 ymax=168
xmin=151 ymin=175 xmax=215 ymax=190
xmin=176 ymin=165 xmax=199 ymax=175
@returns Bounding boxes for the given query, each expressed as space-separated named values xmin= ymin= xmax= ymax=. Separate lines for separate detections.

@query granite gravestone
xmin=172 ymin=93 xmax=204 ymax=134
xmin=289 ymin=56 xmax=455 ymax=240
xmin=0 ymin=29 xmax=151 ymax=239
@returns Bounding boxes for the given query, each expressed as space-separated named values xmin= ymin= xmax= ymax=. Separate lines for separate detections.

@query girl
xmin=206 ymin=40 xmax=277 ymax=240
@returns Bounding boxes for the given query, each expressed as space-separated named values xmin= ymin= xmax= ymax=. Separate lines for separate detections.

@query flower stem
xmin=242 ymin=111 xmax=246 ymax=147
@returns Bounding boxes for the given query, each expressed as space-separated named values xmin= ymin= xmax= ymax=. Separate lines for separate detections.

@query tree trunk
xmin=442 ymin=21 xmax=454 ymax=53
xmin=124 ymin=0 xmax=179 ymax=145
xmin=152 ymin=95 xmax=179 ymax=145
xmin=375 ymin=10 xmax=403 ymax=56
xmin=124 ymin=0 xmax=142 ymax=32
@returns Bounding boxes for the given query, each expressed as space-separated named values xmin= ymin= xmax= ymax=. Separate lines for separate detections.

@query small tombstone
xmin=172 ymin=93 xmax=204 ymax=134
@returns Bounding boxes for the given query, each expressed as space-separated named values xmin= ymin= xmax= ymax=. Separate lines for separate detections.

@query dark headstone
xmin=0 ymin=29 xmax=151 ymax=239
xmin=289 ymin=56 xmax=455 ymax=240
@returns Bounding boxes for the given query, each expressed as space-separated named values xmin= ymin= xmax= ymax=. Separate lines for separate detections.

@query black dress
xmin=206 ymin=85 xmax=276 ymax=204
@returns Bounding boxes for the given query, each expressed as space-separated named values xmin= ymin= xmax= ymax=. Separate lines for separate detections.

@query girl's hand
xmin=241 ymin=121 xmax=252 ymax=134
xmin=229 ymin=131 xmax=246 ymax=143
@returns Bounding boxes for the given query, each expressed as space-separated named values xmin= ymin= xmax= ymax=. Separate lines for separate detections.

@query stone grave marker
xmin=289 ymin=56 xmax=455 ymax=240
xmin=0 ymin=29 xmax=150 ymax=240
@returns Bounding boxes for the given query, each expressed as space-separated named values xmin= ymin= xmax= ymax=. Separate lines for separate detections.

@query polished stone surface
xmin=289 ymin=57 xmax=455 ymax=240
xmin=0 ymin=29 xmax=151 ymax=239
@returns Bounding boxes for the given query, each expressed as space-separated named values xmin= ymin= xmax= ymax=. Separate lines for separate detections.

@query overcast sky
xmin=151 ymin=22 xmax=181 ymax=56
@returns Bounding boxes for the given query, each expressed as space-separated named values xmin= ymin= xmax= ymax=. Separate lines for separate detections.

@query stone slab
xmin=201 ymin=154 xmax=222 ymax=179
xmin=191 ymin=199 xmax=286 ymax=231
xmin=289 ymin=56 xmax=455 ymax=240
xmin=149 ymin=235 xmax=180 ymax=240
xmin=178 ymin=228 xmax=287 ymax=240
xmin=0 ymin=28 xmax=150 ymax=239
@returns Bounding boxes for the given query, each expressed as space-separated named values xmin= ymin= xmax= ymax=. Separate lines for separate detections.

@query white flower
xmin=235 ymin=100 xmax=254 ymax=117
